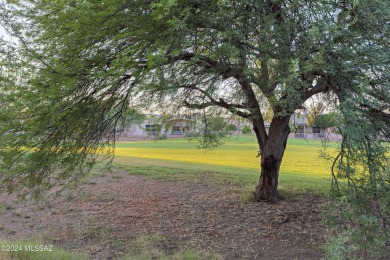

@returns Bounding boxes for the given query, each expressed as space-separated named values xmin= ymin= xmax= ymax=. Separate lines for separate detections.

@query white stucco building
xmin=120 ymin=114 xmax=196 ymax=138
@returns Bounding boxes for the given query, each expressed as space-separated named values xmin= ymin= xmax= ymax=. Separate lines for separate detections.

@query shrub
xmin=241 ymin=125 xmax=251 ymax=134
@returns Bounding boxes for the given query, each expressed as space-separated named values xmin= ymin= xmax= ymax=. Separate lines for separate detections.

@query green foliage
xmin=195 ymin=130 xmax=225 ymax=150
xmin=185 ymin=116 xmax=230 ymax=150
xmin=307 ymin=111 xmax=341 ymax=135
xmin=288 ymin=124 xmax=297 ymax=133
xmin=0 ymin=4 xmax=388 ymax=257
xmin=226 ymin=123 xmax=237 ymax=132
xmin=122 ymin=108 xmax=146 ymax=128
xmin=0 ymin=0 xmax=157 ymax=197
xmin=208 ymin=117 xmax=228 ymax=132
xmin=155 ymin=133 xmax=167 ymax=140
xmin=204 ymin=116 xmax=237 ymax=134
xmin=241 ymin=125 xmax=251 ymax=134
xmin=324 ymin=99 xmax=390 ymax=257
xmin=312 ymin=112 xmax=340 ymax=129
xmin=318 ymin=0 xmax=390 ymax=254
xmin=263 ymin=107 xmax=274 ymax=123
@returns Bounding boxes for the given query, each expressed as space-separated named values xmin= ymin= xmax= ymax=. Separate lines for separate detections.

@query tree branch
xmin=166 ymin=52 xmax=241 ymax=79
xmin=302 ymin=76 xmax=329 ymax=101
xmin=181 ymin=84 xmax=251 ymax=119
xmin=360 ymin=103 xmax=390 ymax=121
xmin=240 ymin=81 xmax=268 ymax=149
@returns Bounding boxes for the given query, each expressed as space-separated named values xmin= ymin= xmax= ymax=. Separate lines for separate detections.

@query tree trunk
xmin=253 ymin=116 xmax=291 ymax=202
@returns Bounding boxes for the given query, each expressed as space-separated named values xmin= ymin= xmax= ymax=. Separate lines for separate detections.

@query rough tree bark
xmin=253 ymin=116 xmax=291 ymax=202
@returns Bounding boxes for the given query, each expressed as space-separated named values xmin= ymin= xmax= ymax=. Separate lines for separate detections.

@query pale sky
xmin=0 ymin=24 xmax=11 ymax=40
xmin=0 ymin=25 xmax=6 ymax=36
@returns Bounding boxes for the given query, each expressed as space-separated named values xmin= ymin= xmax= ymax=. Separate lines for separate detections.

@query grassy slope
xmin=111 ymin=135 xmax=338 ymax=195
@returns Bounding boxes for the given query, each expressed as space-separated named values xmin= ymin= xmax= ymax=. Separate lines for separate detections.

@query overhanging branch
xmin=182 ymin=96 xmax=250 ymax=118
xmin=166 ymin=52 xmax=241 ymax=79
xmin=302 ymin=76 xmax=329 ymax=101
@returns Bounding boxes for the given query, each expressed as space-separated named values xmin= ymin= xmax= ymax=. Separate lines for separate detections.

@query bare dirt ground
xmin=0 ymin=171 xmax=325 ymax=259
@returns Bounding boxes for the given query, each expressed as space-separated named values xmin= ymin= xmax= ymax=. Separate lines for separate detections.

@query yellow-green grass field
xmin=110 ymin=135 xmax=339 ymax=196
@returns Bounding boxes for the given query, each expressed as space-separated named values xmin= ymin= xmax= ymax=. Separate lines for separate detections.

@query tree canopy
xmin=1 ymin=0 xmax=389 ymax=192
xmin=0 ymin=1 xmax=389 ymax=255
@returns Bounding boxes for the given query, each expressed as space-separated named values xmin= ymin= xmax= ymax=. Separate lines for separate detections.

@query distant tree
xmin=263 ymin=107 xmax=274 ymax=123
xmin=307 ymin=103 xmax=325 ymax=127
xmin=208 ymin=116 xmax=228 ymax=132
xmin=226 ymin=124 xmax=237 ymax=132
xmin=241 ymin=125 xmax=252 ymax=135
xmin=123 ymin=109 xmax=145 ymax=126
xmin=116 ymin=108 xmax=145 ymax=134
xmin=0 ymin=0 xmax=388 ymax=208
xmin=314 ymin=112 xmax=339 ymax=130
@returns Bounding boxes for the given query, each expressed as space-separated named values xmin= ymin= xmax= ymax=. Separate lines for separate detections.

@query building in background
xmin=119 ymin=114 xmax=196 ymax=139
xmin=118 ymin=111 xmax=341 ymax=141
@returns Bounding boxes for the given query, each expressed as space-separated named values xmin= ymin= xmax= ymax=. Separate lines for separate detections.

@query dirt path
xmin=0 ymin=171 xmax=325 ymax=259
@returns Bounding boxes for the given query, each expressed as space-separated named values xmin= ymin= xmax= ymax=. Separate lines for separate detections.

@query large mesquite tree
xmin=0 ymin=0 xmax=388 ymax=202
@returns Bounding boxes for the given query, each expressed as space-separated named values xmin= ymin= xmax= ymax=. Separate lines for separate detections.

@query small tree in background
xmin=226 ymin=124 xmax=237 ymax=133
xmin=314 ymin=112 xmax=339 ymax=130
xmin=208 ymin=117 xmax=228 ymax=133
xmin=307 ymin=103 xmax=325 ymax=127
xmin=241 ymin=125 xmax=252 ymax=135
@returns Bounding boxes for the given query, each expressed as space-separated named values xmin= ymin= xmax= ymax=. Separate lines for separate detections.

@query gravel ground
xmin=0 ymin=171 xmax=325 ymax=259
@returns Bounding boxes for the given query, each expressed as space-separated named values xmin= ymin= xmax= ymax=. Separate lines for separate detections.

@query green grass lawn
xmin=111 ymin=135 xmax=338 ymax=196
